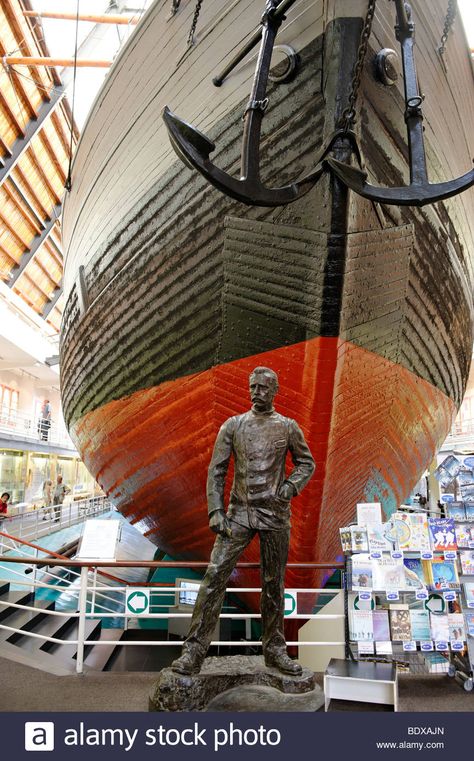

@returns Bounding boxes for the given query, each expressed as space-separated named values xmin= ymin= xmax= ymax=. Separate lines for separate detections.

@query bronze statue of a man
xmin=171 ymin=366 xmax=315 ymax=676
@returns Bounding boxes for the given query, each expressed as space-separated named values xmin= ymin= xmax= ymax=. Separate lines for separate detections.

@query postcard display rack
xmin=339 ymin=502 xmax=474 ymax=693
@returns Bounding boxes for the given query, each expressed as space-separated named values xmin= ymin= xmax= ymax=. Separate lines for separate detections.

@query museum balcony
xmin=0 ymin=408 xmax=76 ymax=456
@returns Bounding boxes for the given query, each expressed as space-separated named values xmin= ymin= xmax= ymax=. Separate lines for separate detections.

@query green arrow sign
xmin=126 ymin=590 xmax=149 ymax=615
xmin=284 ymin=591 xmax=297 ymax=617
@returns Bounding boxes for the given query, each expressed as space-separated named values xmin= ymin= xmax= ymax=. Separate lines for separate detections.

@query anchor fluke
xmin=163 ymin=106 xmax=215 ymax=171
xmin=163 ymin=102 xmax=321 ymax=206
xmin=326 ymin=157 xmax=474 ymax=207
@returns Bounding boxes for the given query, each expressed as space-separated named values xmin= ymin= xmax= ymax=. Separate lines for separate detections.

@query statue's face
xmin=249 ymin=374 xmax=277 ymax=411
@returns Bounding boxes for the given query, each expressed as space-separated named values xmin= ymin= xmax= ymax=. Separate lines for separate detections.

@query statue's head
xmin=249 ymin=367 xmax=278 ymax=411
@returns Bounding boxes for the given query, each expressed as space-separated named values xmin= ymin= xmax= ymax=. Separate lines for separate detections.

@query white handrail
xmin=0 ymin=496 xmax=110 ymax=543
xmin=0 ymin=554 xmax=345 ymax=674
xmin=0 ymin=408 xmax=75 ymax=450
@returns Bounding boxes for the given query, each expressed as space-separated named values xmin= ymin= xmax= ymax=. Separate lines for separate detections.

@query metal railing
xmin=0 ymin=496 xmax=111 ymax=544
xmin=0 ymin=408 xmax=76 ymax=450
xmin=0 ymin=556 xmax=345 ymax=674
xmin=0 ymin=518 xmax=131 ymax=633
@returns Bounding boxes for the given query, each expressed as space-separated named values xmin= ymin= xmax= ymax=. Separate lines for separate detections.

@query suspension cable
xmin=65 ymin=0 xmax=80 ymax=192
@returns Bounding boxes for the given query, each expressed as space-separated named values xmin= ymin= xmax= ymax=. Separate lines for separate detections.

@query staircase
xmin=0 ymin=581 xmax=123 ymax=674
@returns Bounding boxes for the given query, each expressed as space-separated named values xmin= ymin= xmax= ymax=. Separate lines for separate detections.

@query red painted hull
xmin=71 ymin=337 xmax=455 ymax=593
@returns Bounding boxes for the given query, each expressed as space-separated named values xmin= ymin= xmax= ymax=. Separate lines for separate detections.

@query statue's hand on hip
xmin=278 ymin=483 xmax=295 ymax=501
xmin=209 ymin=510 xmax=232 ymax=538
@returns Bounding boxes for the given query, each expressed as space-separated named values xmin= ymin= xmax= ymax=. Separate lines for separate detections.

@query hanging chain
xmin=263 ymin=0 xmax=278 ymax=18
xmin=187 ymin=0 xmax=203 ymax=45
xmin=171 ymin=0 xmax=181 ymax=14
xmin=338 ymin=0 xmax=377 ymax=132
xmin=438 ymin=0 xmax=457 ymax=58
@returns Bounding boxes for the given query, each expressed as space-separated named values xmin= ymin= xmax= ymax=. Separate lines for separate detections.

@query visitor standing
xmin=38 ymin=399 xmax=52 ymax=441
xmin=52 ymin=475 xmax=70 ymax=522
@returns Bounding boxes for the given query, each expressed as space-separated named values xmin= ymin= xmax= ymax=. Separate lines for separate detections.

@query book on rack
xmin=465 ymin=612 xmax=474 ymax=636
xmin=356 ymin=502 xmax=382 ymax=526
xmin=372 ymin=609 xmax=391 ymax=641
xmin=403 ymin=557 xmax=428 ymax=589
xmin=349 ymin=610 xmax=374 ymax=641
xmin=391 ymin=511 xmax=414 ymax=552
xmin=351 ymin=554 xmax=373 ymax=590
xmin=448 ymin=613 xmax=465 ymax=642
xmin=390 ymin=510 xmax=430 ymax=552
xmin=460 ymin=484 xmax=474 ymax=503
xmin=429 ymin=613 xmax=449 ymax=642
xmin=454 ymin=523 xmax=471 ymax=548
xmin=458 ymin=471 xmax=474 ymax=488
xmin=389 ymin=608 xmax=412 ymax=640
xmin=434 ymin=455 xmax=462 ymax=487
xmin=407 ymin=512 xmax=431 ymax=552
xmin=463 ymin=581 xmax=474 ymax=608
xmin=464 ymin=504 xmax=474 ymax=522
xmin=445 ymin=502 xmax=466 ymax=521
xmin=428 ymin=518 xmax=457 ymax=551
xmin=459 ymin=550 xmax=474 ymax=575
xmin=350 ymin=525 xmax=369 ymax=553
xmin=425 ymin=556 xmax=459 ymax=590
xmin=409 ymin=609 xmax=431 ymax=641
xmin=339 ymin=527 xmax=352 ymax=553
xmin=366 ymin=522 xmax=393 ymax=554
xmin=372 ymin=553 xmax=405 ymax=591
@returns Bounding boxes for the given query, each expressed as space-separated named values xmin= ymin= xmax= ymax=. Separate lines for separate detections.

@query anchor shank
xmin=396 ymin=1 xmax=428 ymax=185
xmin=240 ymin=7 xmax=282 ymax=181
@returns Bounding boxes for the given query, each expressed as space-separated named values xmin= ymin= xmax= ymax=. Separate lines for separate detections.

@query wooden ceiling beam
xmin=3 ymin=179 xmax=42 ymax=234
xmin=50 ymin=110 xmax=71 ymax=158
xmin=0 ymin=241 xmax=19 ymax=266
xmin=0 ymin=41 xmax=37 ymax=121
xmin=9 ymin=202 xmax=62 ymax=287
xmin=23 ymin=11 xmax=140 ymax=25
xmin=0 ymin=79 xmax=66 ymax=188
xmin=1 ymin=0 xmax=54 ymax=91
xmin=0 ymin=89 xmax=25 ymax=137
xmin=0 ymin=135 xmax=12 ymax=155
xmin=26 ymin=145 xmax=62 ymax=205
xmin=43 ymin=235 xmax=63 ymax=268
xmin=0 ymin=205 xmax=31 ymax=249
xmin=16 ymin=270 xmax=52 ymax=302
xmin=29 ymin=254 xmax=59 ymax=287
xmin=42 ymin=284 xmax=63 ymax=319
xmin=4 ymin=56 xmax=112 ymax=68
xmin=38 ymin=129 xmax=67 ymax=185
xmin=13 ymin=164 xmax=50 ymax=220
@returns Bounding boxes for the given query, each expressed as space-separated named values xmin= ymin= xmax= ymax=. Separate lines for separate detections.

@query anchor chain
xmin=439 ymin=0 xmax=457 ymax=58
xmin=338 ymin=0 xmax=377 ymax=133
xmin=187 ymin=0 xmax=203 ymax=45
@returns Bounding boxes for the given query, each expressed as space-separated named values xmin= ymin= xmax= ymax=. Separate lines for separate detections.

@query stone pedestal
xmin=149 ymin=655 xmax=324 ymax=712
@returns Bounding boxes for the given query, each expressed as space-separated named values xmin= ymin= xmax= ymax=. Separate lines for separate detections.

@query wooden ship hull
xmin=60 ymin=0 xmax=474 ymax=595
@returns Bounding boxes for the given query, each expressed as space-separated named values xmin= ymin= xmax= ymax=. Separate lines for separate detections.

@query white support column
xmin=76 ymin=566 xmax=89 ymax=674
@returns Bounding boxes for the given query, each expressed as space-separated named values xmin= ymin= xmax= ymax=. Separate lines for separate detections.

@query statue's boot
xmin=170 ymin=647 xmax=203 ymax=675
xmin=264 ymin=650 xmax=303 ymax=675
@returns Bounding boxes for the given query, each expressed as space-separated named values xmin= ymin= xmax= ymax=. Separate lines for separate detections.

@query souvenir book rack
xmin=339 ymin=505 xmax=474 ymax=689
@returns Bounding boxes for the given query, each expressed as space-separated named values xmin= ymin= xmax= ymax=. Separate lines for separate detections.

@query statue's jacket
xmin=207 ymin=408 xmax=315 ymax=531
